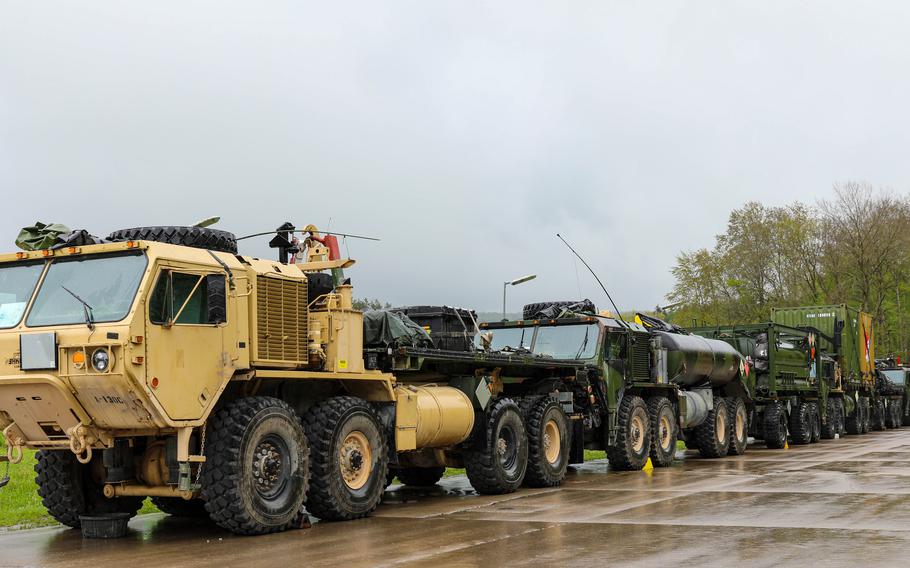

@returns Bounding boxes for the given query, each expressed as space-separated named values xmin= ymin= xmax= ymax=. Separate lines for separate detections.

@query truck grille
xmin=632 ymin=332 xmax=651 ymax=380
xmin=256 ymin=275 xmax=308 ymax=364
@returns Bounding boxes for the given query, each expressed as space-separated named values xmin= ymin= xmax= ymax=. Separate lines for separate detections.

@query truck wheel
xmin=861 ymin=398 xmax=872 ymax=433
xmin=465 ymin=398 xmax=528 ymax=494
xmin=648 ymin=397 xmax=677 ymax=467
xmin=789 ymin=402 xmax=812 ymax=445
xmin=107 ymin=225 xmax=238 ymax=254
xmin=762 ymin=401 xmax=788 ymax=449
xmin=303 ymin=396 xmax=388 ymax=521
xmin=202 ymin=396 xmax=309 ymax=535
xmin=727 ymin=397 xmax=749 ymax=455
xmin=808 ymin=403 xmax=821 ymax=443
xmin=34 ymin=451 xmax=143 ymax=529
xmin=693 ymin=396 xmax=730 ymax=458
xmin=821 ymin=399 xmax=837 ymax=439
xmin=152 ymin=497 xmax=209 ymax=517
xmin=607 ymin=395 xmax=651 ymax=470
xmin=845 ymin=402 xmax=862 ymax=435
xmin=395 ymin=467 xmax=446 ymax=487
xmin=523 ymin=397 xmax=571 ymax=487
xmin=834 ymin=398 xmax=846 ymax=435
xmin=872 ymin=399 xmax=886 ymax=431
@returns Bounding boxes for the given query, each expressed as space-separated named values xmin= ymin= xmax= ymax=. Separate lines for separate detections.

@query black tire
xmin=303 ymin=396 xmax=388 ymax=521
xmin=648 ymin=397 xmax=677 ymax=467
xmin=151 ymin=497 xmax=209 ymax=518
xmin=694 ymin=396 xmax=730 ymax=458
xmin=34 ymin=451 xmax=143 ymax=529
xmin=845 ymin=399 xmax=862 ymax=435
xmin=872 ymin=399 xmax=886 ymax=431
xmin=522 ymin=300 xmax=596 ymax=320
xmin=607 ymin=395 xmax=651 ymax=470
xmin=201 ymin=396 xmax=309 ymax=535
xmin=821 ymin=399 xmax=837 ymax=439
xmin=763 ymin=401 xmax=788 ymax=449
xmin=523 ymin=397 xmax=571 ymax=487
xmin=861 ymin=398 xmax=872 ymax=433
xmin=395 ymin=467 xmax=446 ymax=487
xmin=727 ymin=397 xmax=749 ymax=456
xmin=107 ymin=226 xmax=238 ymax=254
xmin=465 ymin=398 xmax=528 ymax=494
xmin=789 ymin=402 xmax=812 ymax=445
xmin=834 ymin=398 xmax=846 ymax=435
xmin=808 ymin=402 xmax=821 ymax=443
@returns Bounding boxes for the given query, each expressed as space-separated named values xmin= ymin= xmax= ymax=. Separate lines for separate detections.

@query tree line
xmin=667 ymin=182 xmax=910 ymax=359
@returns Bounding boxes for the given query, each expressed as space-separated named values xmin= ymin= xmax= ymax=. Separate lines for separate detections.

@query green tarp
xmin=363 ymin=310 xmax=434 ymax=349
xmin=15 ymin=222 xmax=71 ymax=251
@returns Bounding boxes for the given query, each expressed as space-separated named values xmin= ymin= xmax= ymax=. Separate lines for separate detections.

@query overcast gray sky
xmin=2 ymin=2 xmax=909 ymax=312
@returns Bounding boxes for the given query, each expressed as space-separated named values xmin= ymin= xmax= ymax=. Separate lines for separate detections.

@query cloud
xmin=2 ymin=2 xmax=909 ymax=311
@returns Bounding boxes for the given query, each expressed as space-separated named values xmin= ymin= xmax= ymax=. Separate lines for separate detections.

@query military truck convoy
xmin=692 ymin=322 xmax=842 ymax=447
xmin=0 ymin=223 xmax=901 ymax=538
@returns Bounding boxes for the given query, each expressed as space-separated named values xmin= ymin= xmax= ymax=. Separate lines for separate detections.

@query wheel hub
xmin=340 ymin=431 xmax=373 ymax=490
xmin=659 ymin=416 xmax=672 ymax=449
xmin=631 ymin=415 xmax=645 ymax=452
xmin=735 ymin=409 xmax=745 ymax=440
xmin=543 ymin=419 xmax=561 ymax=464
xmin=252 ymin=440 xmax=285 ymax=495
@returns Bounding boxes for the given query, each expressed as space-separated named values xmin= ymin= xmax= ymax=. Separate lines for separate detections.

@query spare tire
xmin=522 ymin=299 xmax=596 ymax=320
xmin=107 ymin=226 xmax=238 ymax=254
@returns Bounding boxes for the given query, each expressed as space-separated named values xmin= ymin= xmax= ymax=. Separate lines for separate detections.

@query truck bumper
xmin=0 ymin=374 xmax=92 ymax=449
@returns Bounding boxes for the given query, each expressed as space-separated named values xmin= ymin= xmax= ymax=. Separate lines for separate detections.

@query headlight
xmin=91 ymin=348 xmax=111 ymax=372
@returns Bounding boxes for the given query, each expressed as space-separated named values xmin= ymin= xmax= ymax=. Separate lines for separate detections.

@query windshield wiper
xmin=574 ymin=328 xmax=590 ymax=359
xmin=61 ymin=285 xmax=94 ymax=330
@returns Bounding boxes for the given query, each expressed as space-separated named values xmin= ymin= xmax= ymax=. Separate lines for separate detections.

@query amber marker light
xmin=72 ymin=351 xmax=86 ymax=370
xmin=151 ymin=377 xmax=159 ymax=389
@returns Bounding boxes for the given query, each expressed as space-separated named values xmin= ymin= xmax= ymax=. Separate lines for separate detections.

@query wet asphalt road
xmin=4 ymin=430 xmax=910 ymax=568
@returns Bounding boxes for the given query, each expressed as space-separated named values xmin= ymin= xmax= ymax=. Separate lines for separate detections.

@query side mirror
xmin=206 ymin=274 xmax=227 ymax=324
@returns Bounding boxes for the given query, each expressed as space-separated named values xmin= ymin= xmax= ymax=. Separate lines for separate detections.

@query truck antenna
xmin=556 ymin=233 xmax=627 ymax=326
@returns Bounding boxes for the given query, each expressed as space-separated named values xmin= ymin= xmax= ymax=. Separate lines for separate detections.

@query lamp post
xmin=503 ymin=274 xmax=537 ymax=320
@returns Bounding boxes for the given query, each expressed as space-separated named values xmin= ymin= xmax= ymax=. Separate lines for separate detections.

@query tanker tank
xmin=657 ymin=331 xmax=742 ymax=387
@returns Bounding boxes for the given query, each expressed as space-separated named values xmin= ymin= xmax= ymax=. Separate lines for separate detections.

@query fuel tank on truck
xmin=657 ymin=331 xmax=742 ymax=387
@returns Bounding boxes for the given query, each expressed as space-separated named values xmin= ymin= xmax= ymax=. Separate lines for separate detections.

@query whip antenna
xmin=556 ymin=233 xmax=627 ymax=326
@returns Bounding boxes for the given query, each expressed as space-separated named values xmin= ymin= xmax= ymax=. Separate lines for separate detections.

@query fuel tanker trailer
xmin=389 ymin=307 xmax=755 ymax=476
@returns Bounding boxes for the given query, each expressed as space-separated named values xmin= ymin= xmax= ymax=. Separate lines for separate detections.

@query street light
xmin=503 ymin=274 xmax=537 ymax=320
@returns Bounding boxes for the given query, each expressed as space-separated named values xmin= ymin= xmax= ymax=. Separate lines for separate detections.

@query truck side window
xmin=149 ymin=271 xmax=226 ymax=325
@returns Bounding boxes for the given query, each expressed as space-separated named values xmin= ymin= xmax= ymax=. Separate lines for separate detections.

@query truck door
xmin=145 ymin=265 xmax=229 ymax=421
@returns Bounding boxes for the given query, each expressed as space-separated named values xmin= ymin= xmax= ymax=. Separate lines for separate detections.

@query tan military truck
xmin=0 ymin=224 xmax=581 ymax=535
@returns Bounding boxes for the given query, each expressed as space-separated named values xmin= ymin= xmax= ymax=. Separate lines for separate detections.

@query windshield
xmin=0 ymin=262 xmax=44 ymax=328
xmin=535 ymin=324 xmax=599 ymax=359
xmin=485 ymin=323 xmax=600 ymax=360
xmin=26 ymin=252 xmax=147 ymax=327
xmin=882 ymin=369 xmax=906 ymax=385
xmin=487 ymin=327 xmax=535 ymax=352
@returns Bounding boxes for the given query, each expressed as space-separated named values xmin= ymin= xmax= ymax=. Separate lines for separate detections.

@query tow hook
xmin=67 ymin=425 xmax=93 ymax=464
